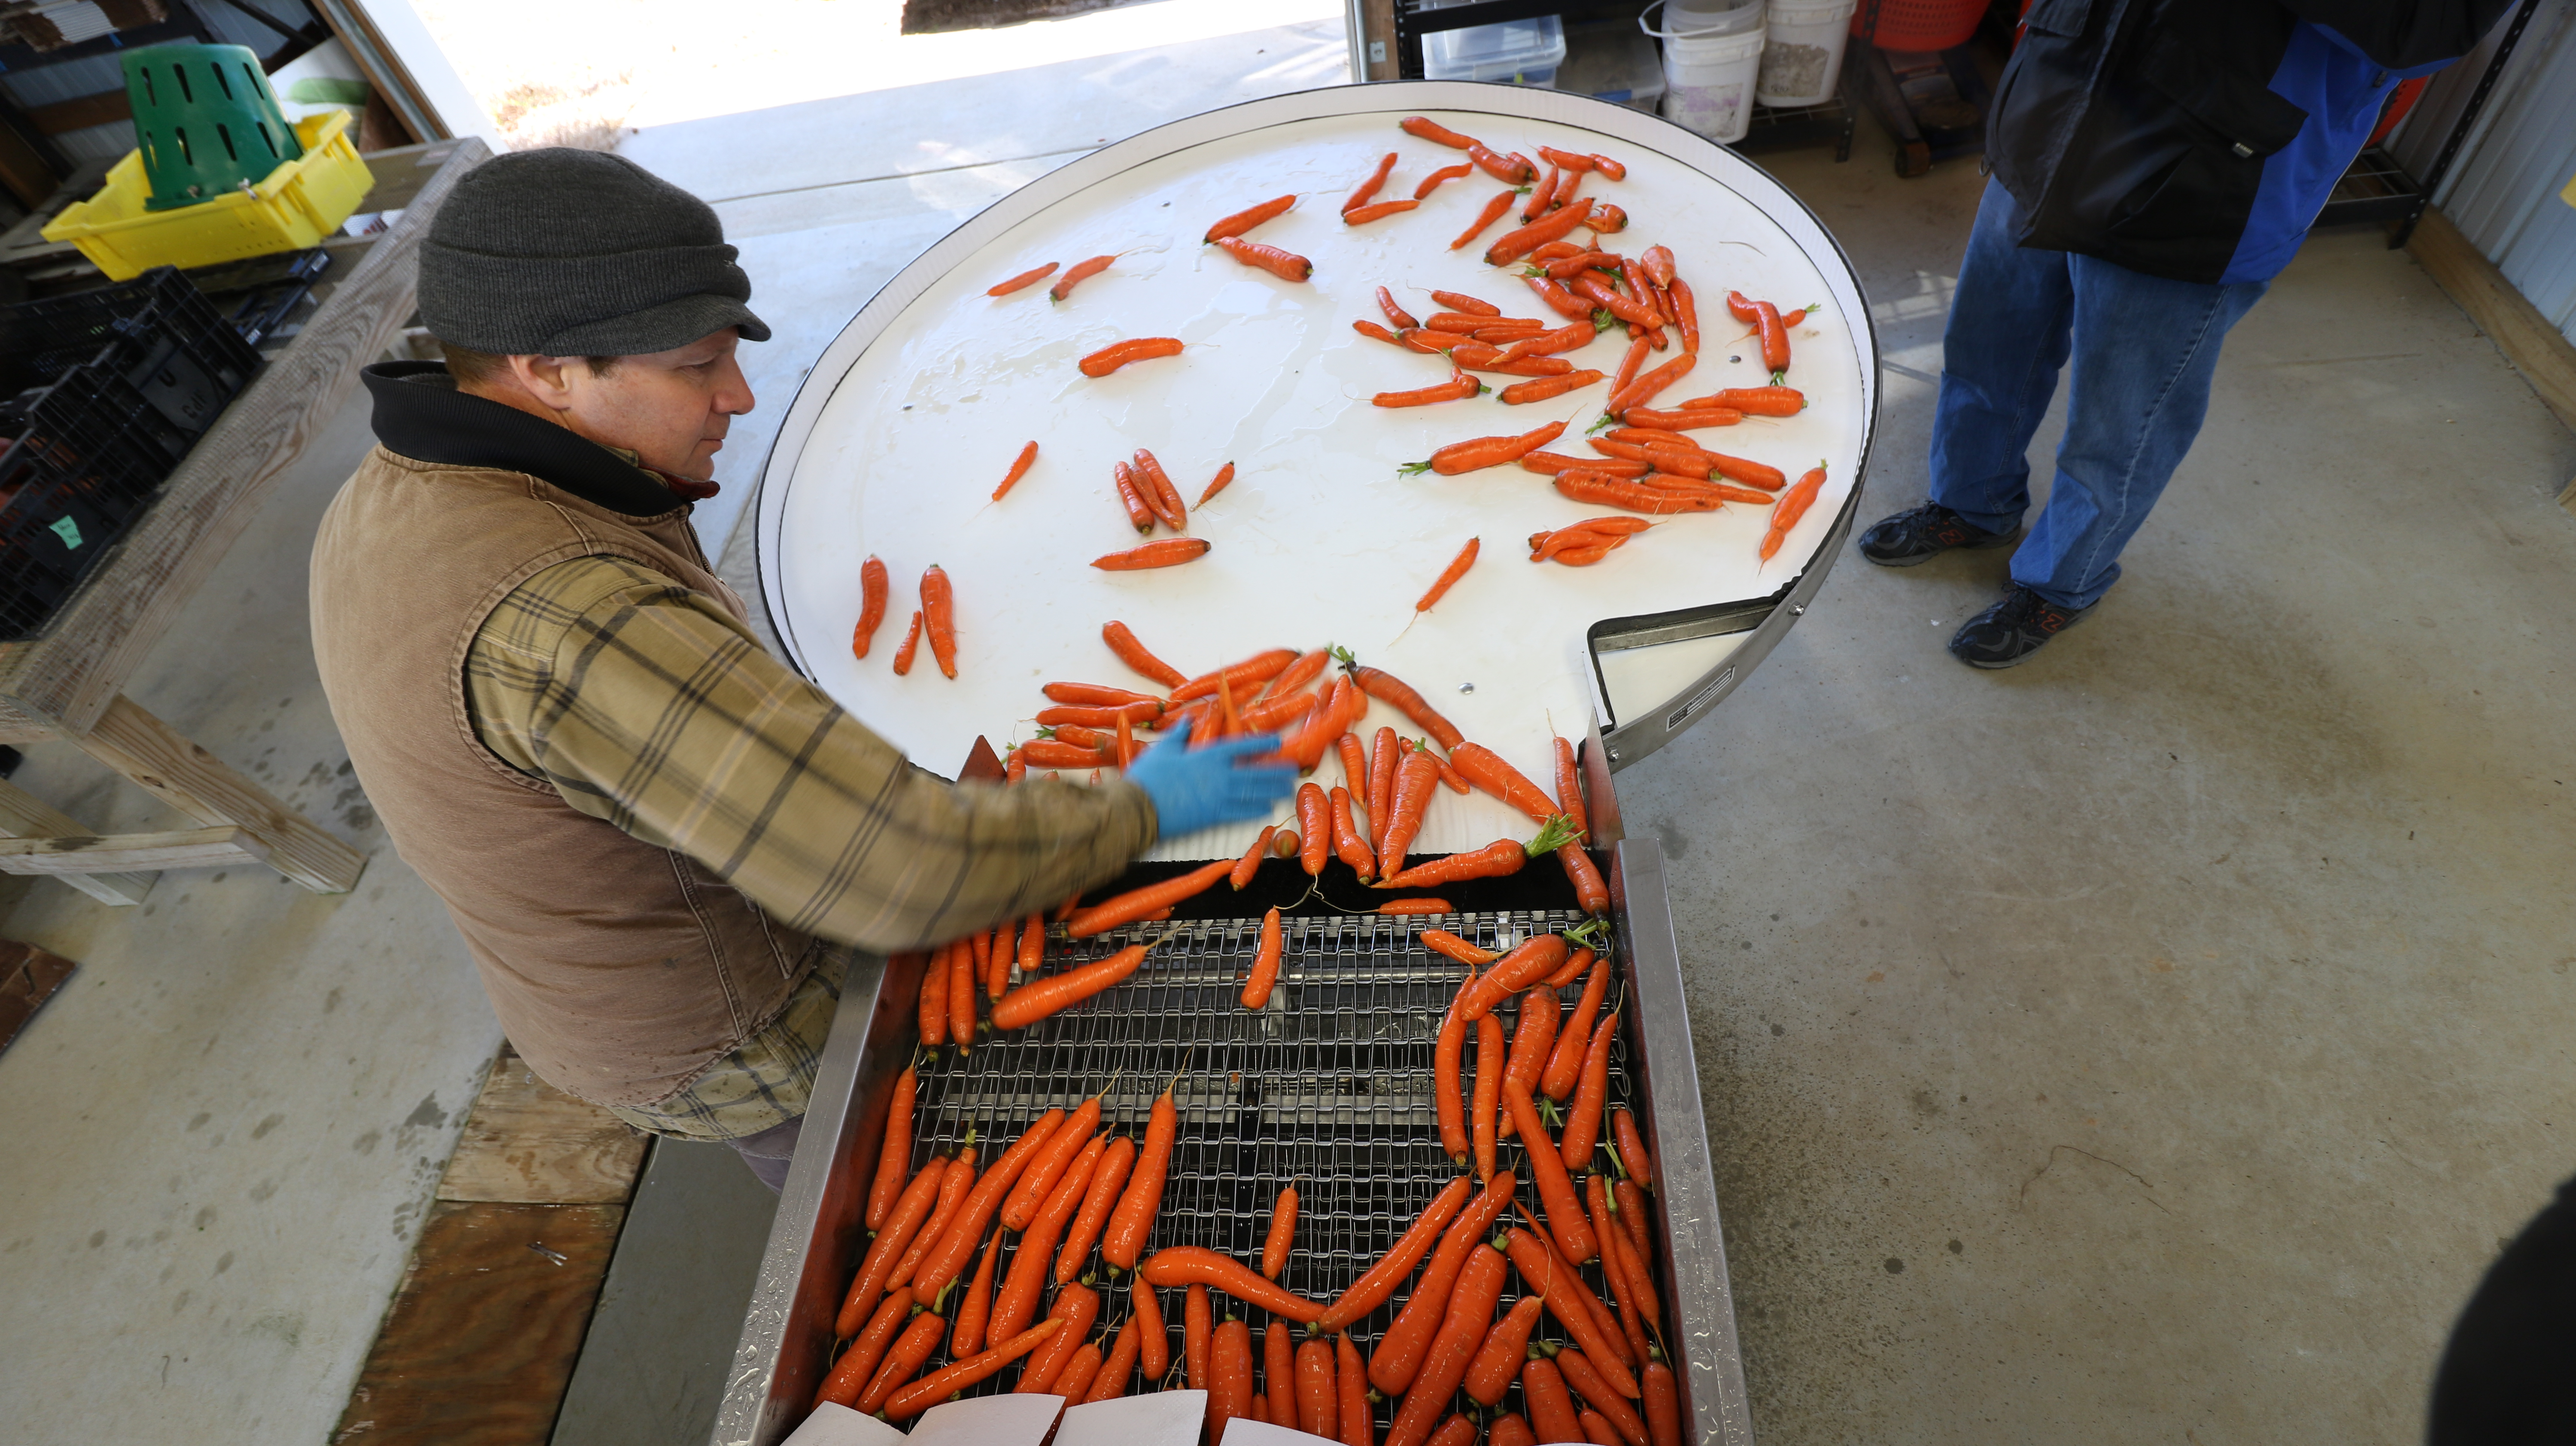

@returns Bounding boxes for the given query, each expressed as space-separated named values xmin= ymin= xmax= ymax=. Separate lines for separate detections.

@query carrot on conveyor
xmin=916 ymin=945 xmax=949 ymax=1046
xmin=1499 ymin=985 xmax=1557 ymax=1144
xmin=1377 ymin=821 xmax=1577 ymax=891
xmin=1345 ymin=198 xmax=1420 ymax=225
xmin=1435 ymin=969 xmax=1473 ymax=1167
xmin=1013 ymin=1282 xmax=1101 ymax=1395
xmin=865 ymin=1063 xmax=917 ymax=1232
xmin=1058 ymin=1135 xmax=1138 ymax=1284
xmin=1131 ymin=1275 xmax=1170 ymax=1382
xmin=1089 ymin=1316 xmax=1142 ymax=1403
xmin=1545 ymin=948 xmax=1612 ymax=1099
xmin=1604 ymin=354 xmax=1696 ymax=416
xmin=1379 ymin=898 xmax=1454 ymax=915
xmin=1103 ymin=621 xmax=1187 ymax=690
xmin=814 ymin=1285 xmax=913 ymax=1406
xmin=1205 ymin=194 xmax=1295 ymax=243
xmin=1420 ymin=929 xmax=1497 ymax=967
xmin=1692 ymin=385 xmax=1807 ymax=416
xmin=1367 ymin=1170 xmax=1517 ymax=1395
xmin=1197 ymin=461 xmax=1237 ymax=506
xmin=1562 ymin=1011 xmax=1618 ymax=1171
xmin=1450 ymin=933 xmax=1572 ymax=1023
xmin=948 ymin=930 xmax=976 ymax=1047
xmin=887 ymin=1141 xmax=975 ymax=1291
xmin=1209 ymin=1317 xmax=1254 ymax=1440
xmin=1295 ymin=782 xmax=1332 ymax=876
xmin=1215 ymin=235 xmax=1313 ymax=281
xmin=1375 ymin=372 xmax=1483 ymax=408
xmin=1081 ymin=336 xmax=1185 ymax=378
xmin=1761 ymin=462 xmax=1829 ymax=563
xmin=988 ymin=261 xmax=1060 ymax=297
xmin=1185 ymin=1283 xmax=1212 ymax=1390
xmin=1668 ymin=278 xmax=1701 ymax=353
xmin=1500 ymin=1225 xmax=1636 ymax=1396
xmin=1052 ymin=1340 xmax=1106 ymax=1403
xmin=1329 ymin=785 xmax=1377 ymax=880
xmin=1172 ymin=647 xmax=1298 ymax=702
xmin=1003 ymin=1088 xmax=1106 ymax=1231
xmin=909 ymin=1106 xmax=1063 ymax=1296
xmin=1473 ymin=1011 xmax=1504 ymax=1182
xmin=993 ymin=935 xmax=1165 ymax=1029
xmin=1111 ymin=460 xmax=1157 ymax=533
xmin=952 ymin=1230 xmax=1000 ymax=1355
xmin=1374 ymin=745 xmax=1441 ymax=873
xmin=1526 ymin=1357 xmax=1584 ymax=1444
xmin=1414 ymin=161 xmax=1473 ymax=198
xmin=1142 ymin=1246 xmax=1326 ymax=1321
xmin=1261 ymin=1180 xmax=1300 ymax=1281
xmin=857 ymin=1310 xmax=947 ymax=1414
xmin=1464 ymin=1295 xmax=1547 ymax=1406
xmin=1620 ymin=406 xmax=1745 ymax=431
xmin=1103 ymin=1069 xmax=1182 ymax=1271
xmin=1552 ymin=471 xmax=1720 ymax=514
xmin=1444 ymin=741 xmax=1558 ymax=822
xmin=1396 ymin=419 xmax=1568 ymax=478
xmin=1522 ymin=450 xmax=1649 ymax=478
xmin=991 ymin=439 xmax=1040 ymax=501
xmin=1613 ymin=1106 xmax=1656 ymax=1194
xmin=1558 ymin=1347 xmax=1652 ymax=1444
xmin=1400 ymin=114 xmax=1480 ymax=147
xmin=1484 ymin=200 xmax=1596 ymax=266
xmin=1727 ymin=291 xmax=1792 ymax=377
xmin=1051 ymin=254 xmax=1118 ymax=301
xmin=1491 ymin=1414 xmax=1537 ymax=1446
xmin=992 ymin=1136 xmax=1103 ymax=1342
xmin=853 ymin=556 xmax=888 ymax=660
xmin=1091 ymin=538 xmax=1211 ymax=571
xmin=1501 ymin=370 xmax=1605 ymax=404
xmin=1505 ymin=1078 xmax=1599 ymax=1264
xmin=1298 ymin=1335 xmax=1339 ymax=1438
xmin=1386 ymin=1242 xmax=1507 ymax=1446
xmin=1345 ymin=151 xmax=1399 ymax=213
xmin=1242 ymin=905 xmax=1284 ymax=1009
xmin=1451 ymin=189 xmax=1519 ymax=251
xmin=1132 ymin=448 xmax=1188 ymax=531
xmin=892 ymin=610 xmax=924 ymax=675
xmin=1336 ymin=1333 xmax=1374 ymax=1446
xmin=1643 ymin=1356 xmax=1685 ymax=1446
xmin=882 ymin=1318 xmax=1062 ymax=1419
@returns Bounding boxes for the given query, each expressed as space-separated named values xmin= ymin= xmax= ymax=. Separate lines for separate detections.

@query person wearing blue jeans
xmin=1859 ymin=0 xmax=2508 ymax=667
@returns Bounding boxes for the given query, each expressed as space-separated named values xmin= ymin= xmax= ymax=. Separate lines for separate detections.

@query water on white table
xmin=774 ymin=107 xmax=1862 ymax=859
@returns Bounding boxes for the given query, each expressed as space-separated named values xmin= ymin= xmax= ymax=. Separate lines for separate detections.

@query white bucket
xmin=1644 ymin=0 xmax=1767 ymax=145
xmin=1756 ymin=0 xmax=1856 ymax=106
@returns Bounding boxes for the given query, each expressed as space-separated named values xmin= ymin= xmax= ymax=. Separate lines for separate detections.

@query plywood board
xmin=440 ymin=1051 xmax=648 ymax=1206
xmin=331 ymin=1200 xmax=623 ymax=1446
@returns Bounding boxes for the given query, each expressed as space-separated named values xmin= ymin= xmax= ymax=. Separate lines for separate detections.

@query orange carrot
xmin=1386 ymin=1244 xmax=1507 ymax=1446
xmin=1363 ymin=726 xmax=1400 ymax=857
xmin=1552 ymin=471 xmax=1719 ymax=514
xmin=1377 ymin=285 xmax=1421 ymax=330
xmin=1377 ymin=824 xmax=1575 ymax=891
xmin=1492 ymin=1415 xmax=1537 ymax=1446
xmin=1400 ymin=115 xmax=1480 ymax=148
xmin=1261 ymin=1181 xmax=1300 ymax=1281
xmin=1473 ymin=1010 xmax=1504 ymax=1183
xmin=989 ymin=261 xmax=1060 ymax=297
xmin=918 ymin=565 xmax=958 ymax=680
xmin=1505 ymin=1079 xmax=1599 ymax=1267
xmin=911 ymin=1108 xmax=1062 ymax=1297
xmin=1231 ymin=826 xmax=1277 ymax=889
xmin=1298 ymin=1336 xmax=1339 ymax=1438
xmin=834 ymin=1157 xmax=943 ymax=1336
xmin=1558 ymin=1348 xmax=1650 ymax=1443
xmin=1562 ymin=1011 xmax=1617 ymax=1171
xmin=1050 ymin=254 xmax=1118 ymax=301
xmin=1500 ymin=988 xmax=1556 ymax=1142
xmin=1464 ymin=1295 xmax=1546 ymax=1407
xmin=1668 ymin=278 xmax=1701 ymax=353
xmin=1545 ymin=947 xmax=1611 ymax=1095
xmin=1435 ymin=971 xmax=1473 ymax=1167
xmin=1141 ymin=1246 xmax=1325 ymax=1321
xmin=1038 ymin=701 xmax=1159 ymax=728
xmin=1443 ymin=741 xmax=1556 ymax=821
xmin=1522 ymin=450 xmax=1649 ymax=479
xmin=1448 ymin=933 xmax=1571 ymax=1023
xmin=1414 ymin=162 xmax=1473 ymax=198
xmin=1376 ymin=746 xmax=1441 ymax=872
xmin=1412 ymin=537 xmax=1479 ymax=614
xmin=1501 ymin=370 xmax=1604 ymax=404
xmin=1761 ymin=462 xmax=1828 ymax=562
xmin=1058 ymin=1134 xmax=1138 ymax=1284
xmin=1315 ymin=1174 xmax=1471 ymax=1333
xmin=892 ymin=610 xmax=924 ymax=675
xmin=1588 ymin=203 xmax=1629 ymax=234
xmin=1524 ymin=164 xmax=1560 ymax=221
xmin=1574 ymin=274 xmax=1657 ymax=328
xmin=1089 ymin=1315 xmax=1142 ymax=1403
xmin=1242 ymin=905 xmax=1284 ymax=1009
xmin=1643 ymin=1357 xmax=1685 ymax=1446
xmin=1215 ymin=235 xmax=1312 ymax=281
xmin=1604 ymin=354 xmax=1696 ymax=416
xmin=1103 ymin=621 xmax=1187 ymax=689
xmin=1420 ymin=929 xmax=1497 ymax=967
xmin=1133 ymin=1275 xmax=1170 ymax=1380
xmin=1451 ymin=189 xmax=1519 ymax=250
xmin=1379 ymin=898 xmax=1453 ymax=915
xmin=993 ymin=1136 xmax=1103 ymax=1342
xmin=1092 ymin=538 xmax=1211 ymax=570
xmin=1133 ymin=448 xmax=1188 ymax=531
xmin=1186 ymin=1283 xmax=1212 ymax=1390
xmin=1004 ymin=1091 xmax=1106 ymax=1232
xmin=1400 ymin=419 xmax=1567 ymax=477
xmin=1376 ymin=372 xmax=1483 ymax=407
xmin=1052 ymin=1340 xmax=1105 ymax=1403
xmin=1338 ymin=1333 xmax=1374 ymax=1446
xmin=1329 ymin=785 xmax=1377 ymax=880
xmin=1589 ymin=153 xmax=1628 ymax=179
xmin=1620 ymin=407 xmax=1744 ymax=431
xmin=993 ymin=939 xmax=1159 ymax=1028
xmin=1206 ymin=194 xmax=1295 ymax=243
xmin=857 ymin=1309 xmax=946 ymax=1413
xmin=917 ymin=945 xmax=951 ymax=1047
xmin=1613 ymin=1108 xmax=1655 ymax=1195
xmin=1690 ymin=385 xmax=1806 ymax=416
xmin=1110 ymin=459 xmax=1157 ymax=532
xmin=865 ymin=1063 xmax=917 ymax=1232
xmin=1297 ymin=782 xmax=1330 ymax=876
xmin=1210 ymin=1317 xmax=1254 ymax=1441
xmin=1268 ymin=1320 xmax=1300 ymax=1430
xmin=992 ymin=440 xmax=1040 ymax=500
xmin=853 ymin=556 xmax=889 ymax=659
xmin=815 ymin=1285 xmax=914 ymax=1406
xmin=1525 ymin=1358 xmax=1583 ymax=1443
xmin=1368 ymin=1171 xmax=1516 ymax=1395
xmin=1345 ymin=198 xmax=1420 ymax=225
xmin=1081 ymin=336 xmax=1185 ymax=378
xmin=883 ymin=1318 xmax=1062 ymax=1418
xmin=1484 ymin=200 xmax=1595 ymax=266
xmin=1501 ymin=1226 xmax=1634 ymax=1396
xmin=1103 ymin=1078 xmax=1180 ymax=1271
xmin=1727 ymin=291 xmax=1791 ymax=376
xmin=888 ymin=1144 xmax=975 ymax=1294
xmin=1068 ymin=858 xmax=1233 ymax=938
xmin=1197 ymin=461 xmax=1237 ymax=505
xmin=953 ymin=1231 xmax=999 ymax=1355
xmin=1345 ymin=152 xmax=1400 ymax=213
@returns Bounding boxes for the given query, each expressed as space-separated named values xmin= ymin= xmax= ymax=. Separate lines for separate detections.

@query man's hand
xmin=1123 ymin=718 xmax=1300 ymax=840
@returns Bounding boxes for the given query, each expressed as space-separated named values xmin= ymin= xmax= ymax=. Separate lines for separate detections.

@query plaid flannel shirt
xmin=465 ymin=553 xmax=1155 ymax=1139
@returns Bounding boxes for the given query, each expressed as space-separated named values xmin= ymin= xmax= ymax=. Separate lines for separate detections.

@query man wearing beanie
xmin=308 ymin=149 xmax=1291 ymax=1189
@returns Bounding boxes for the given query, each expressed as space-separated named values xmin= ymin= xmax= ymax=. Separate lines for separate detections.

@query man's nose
xmin=716 ymin=354 xmax=755 ymax=416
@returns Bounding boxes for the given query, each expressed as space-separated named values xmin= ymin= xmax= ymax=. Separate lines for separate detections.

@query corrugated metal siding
xmin=2393 ymin=0 xmax=2576 ymax=342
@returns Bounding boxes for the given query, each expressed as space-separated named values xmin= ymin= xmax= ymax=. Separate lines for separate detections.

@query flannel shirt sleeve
xmin=465 ymin=554 xmax=1157 ymax=952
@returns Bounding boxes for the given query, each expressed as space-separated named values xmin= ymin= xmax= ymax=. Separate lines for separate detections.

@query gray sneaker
xmin=1857 ymin=503 xmax=2022 ymax=567
xmin=1948 ymin=586 xmax=2096 ymax=668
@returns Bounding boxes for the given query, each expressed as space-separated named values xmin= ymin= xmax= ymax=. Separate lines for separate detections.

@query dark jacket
xmin=1988 ymin=0 xmax=2513 ymax=284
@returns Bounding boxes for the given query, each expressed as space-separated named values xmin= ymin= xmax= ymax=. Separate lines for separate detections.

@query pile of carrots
xmin=822 ymin=907 xmax=1682 ymax=1446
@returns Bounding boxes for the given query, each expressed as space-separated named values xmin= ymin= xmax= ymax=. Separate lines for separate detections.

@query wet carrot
xmin=1691 ymin=385 xmax=1806 ymax=416
xmin=1205 ymin=194 xmax=1295 ymax=243
xmin=1241 ymin=905 xmax=1285 ymax=1010
xmin=1355 ymin=318 xmax=1402 ymax=345
xmin=1492 ymin=1414 xmax=1537 ymax=1446
xmin=1296 ymin=1336 xmax=1339 ymax=1438
xmin=1498 ymin=987 xmax=1558 ymax=1142
xmin=948 ymin=938 xmax=976 ymax=1050
xmin=1266 ymin=1319 xmax=1300 ymax=1430
xmin=1256 ymin=1180 xmax=1301 ymax=1282
xmin=1574 ymin=274 xmax=1657 ymax=328
xmin=1052 ymin=1339 xmax=1106 ymax=1404
xmin=990 ymin=439 xmax=1042 ymax=501
xmin=917 ymin=945 xmax=953 ymax=1048
xmin=1589 ymin=153 xmax=1628 ymax=179
xmin=1505 ymin=1078 xmax=1599 ymax=1264
xmin=1004 ymin=1091 xmax=1105 ymax=1233
xmin=1270 ymin=673 xmax=1359 ymax=772
xmin=1373 ymin=285 xmax=1421 ymax=331
xmin=1546 ymin=951 xmax=1610 ymax=1101
xmin=1451 ymin=189 xmax=1519 ymax=250
xmin=815 ymin=1285 xmax=914 ymax=1407
xmin=994 ymin=1136 xmax=1103 ymax=1341
xmin=1423 ymin=311 xmax=1501 ymax=334
xmin=1608 ymin=1188 xmax=1660 ymax=1337
xmin=1344 ymin=152 xmax=1400 ymax=213
xmin=1522 ymin=450 xmax=1648 ymax=478
xmin=835 ymin=1157 xmax=943 ymax=1335
xmin=1444 ymin=933 xmax=1568 ymax=1023
xmin=1367 ymin=1170 xmax=1516 ymax=1397
xmin=1558 ymin=1348 xmax=1651 ymax=1443
xmin=1227 ymin=826 xmax=1279 ymax=891
xmin=1317 ymin=1176 xmax=1470 ymax=1338
xmin=1048 ymin=253 xmax=1120 ymax=302
xmin=1501 ymin=1226 xmax=1634 ymax=1394
xmin=1761 ymin=462 xmax=1829 ymax=562
xmin=1067 ymin=858 xmax=1233 ymax=937
xmin=1465 ymin=1294 xmax=1546 ymax=1406
xmin=1400 ymin=115 xmax=1481 ymax=148
xmin=1589 ymin=203 xmax=1629 ymax=233
xmin=1386 ymin=1243 xmax=1507 ymax=1446
xmin=864 ymin=1063 xmax=918 ymax=1233
xmin=1563 ymin=1011 xmax=1618 ymax=1171
xmin=1604 ymin=354 xmax=1695 ymax=416
xmin=1620 ymin=407 xmax=1745 ymax=433
xmin=1037 ymin=701 xmax=1160 ymax=729
xmin=1183 ymin=462 xmax=1231 ymax=510
xmin=1329 ymin=785 xmax=1376 ymax=880
xmin=1346 ymin=198 xmax=1419 ymax=225
xmin=1089 ymin=1315 xmax=1142 ymax=1403
xmin=1359 ymin=726 xmax=1399 ymax=858
xmin=1613 ymin=1107 xmax=1656 ymax=1194
xmin=915 ymin=564 xmax=959 ymax=680
xmin=1440 ymin=741 xmax=1553 ymax=822
xmin=1210 ymin=1316 xmax=1255 ymax=1440
xmin=1133 ymin=448 xmax=1188 ymax=531
xmin=1109 ymin=460 xmax=1156 ymax=534
xmin=1501 ymin=369 xmax=1605 ymax=404
xmin=884 ymin=1317 xmax=1062 ymax=1419
xmin=1462 ymin=355 xmax=1579 ymax=379
xmin=1419 ymin=928 xmax=1495 ymax=968
xmin=989 ymin=261 xmax=1060 ymax=297
xmin=1081 ymin=336 xmax=1185 ymax=378
xmin=1103 ymin=1076 xmax=1180 ymax=1271
xmin=1581 ymin=1409 xmax=1623 ymax=1444
xmin=1098 ymin=622 xmax=1182 ymax=690
xmin=1553 ymin=471 xmax=1720 ymax=514
xmin=1525 ymin=272 xmax=1594 ymax=320
xmin=1619 ymin=258 xmax=1665 ymax=321
xmin=1215 ymin=235 xmax=1312 ymax=281
xmin=1378 ymin=823 xmax=1574 ymax=891
xmin=1485 ymin=200 xmax=1596 ymax=266
xmin=1643 ymin=1357 xmax=1684 ymax=1446
xmin=1400 ymin=419 xmax=1567 ymax=477
xmin=1336 ymin=1334 xmax=1374 ymax=1446
xmin=1185 ymin=1283 xmax=1213 ymax=1390
xmin=852 ymin=556 xmax=889 ymax=659
xmin=892 ymin=610 xmax=924 ymax=675
xmin=1092 ymin=538 xmax=1211 ymax=570
xmin=1373 ymin=745 xmax=1441 ymax=875
xmin=1666 ymin=278 xmax=1701 ymax=353
xmin=1294 ymin=782 xmax=1331 ymax=876
xmin=857 ymin=1310 xmax=947 ymax=1413
xmin=1379 ymin=898 xmax=1454 ymax=915
xmin=1376 ymin=372 xmax=1484 ymax=407
xmin=1473 ymin=1010 xmax=1504 ymax=1182
xmin=1465 ymin=141 xmax=1532 ymax=183
xmin=1523 ymin=165 xmax=1559 ymax=221
xmin=1142 ymin=1246 xmax=1326 ymax=1321
xmin=1404 ymin=537 xmax=1481 ymax=615
xmin=1414 ymin=162 xmax=1474 ymax=199
xmin=1435 ymin=971 xmax=1473 ymax=1167
xmin=1526 ymin=1358 xmax=1584 ymax=1443
xmin=993 ymin=938 xmax=1159 ymax=1027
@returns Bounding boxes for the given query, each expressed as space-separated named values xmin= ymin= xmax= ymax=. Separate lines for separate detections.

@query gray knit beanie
xmin=417 ymin=148 xmax=769 ymax=357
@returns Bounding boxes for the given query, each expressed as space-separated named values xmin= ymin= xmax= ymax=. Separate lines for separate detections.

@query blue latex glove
xmin=1123 ymin=717 xmax=1300 ymax=840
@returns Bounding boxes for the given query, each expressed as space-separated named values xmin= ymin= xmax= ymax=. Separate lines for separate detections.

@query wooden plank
xmin=0 ymin=778 xmax=154 ymax=904
xmin=26 ymin=91 xmax=131 ymax=136
xmin=0 ymin=138 xmax=490 ymax=734
xmin=70 ymin=694 xmax=364 ymax=893
xmin=330 ymin=1200 xmax=624 ymax=1446
xmin=0 ymin=825 xmax=265 ymax=874
xmin=1361 ymin=0 xmax=1399 ymax=79
xmin=440 ymin=1051 xmax=647 ymax=1206
xmin=0 ymin=941 xmax=78 ymax=1054
xmin=2407 ymin=204 xmax=2576 ymax=437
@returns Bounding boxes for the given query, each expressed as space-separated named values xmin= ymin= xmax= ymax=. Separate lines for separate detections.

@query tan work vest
xmin=309 ymin=447 xmax=818 ymax=1109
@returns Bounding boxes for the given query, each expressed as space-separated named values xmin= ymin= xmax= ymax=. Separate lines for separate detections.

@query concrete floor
xmin=1625 ymin=144 xmax=2576 ymax=1443
xmin=3 ymin=18 xmax=2573 ymax=1446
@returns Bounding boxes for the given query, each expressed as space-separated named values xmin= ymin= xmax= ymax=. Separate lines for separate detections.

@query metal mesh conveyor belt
xmin=875 ymin=906 xmax=1638 ymax=1432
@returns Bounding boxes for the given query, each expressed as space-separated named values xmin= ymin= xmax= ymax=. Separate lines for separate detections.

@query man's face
xmin=538 ymin=329 xmax=754 ymax=481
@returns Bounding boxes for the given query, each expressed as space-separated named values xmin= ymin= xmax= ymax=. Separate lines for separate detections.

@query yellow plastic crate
xmin=42 ymin=109 xmax=375 ymax=281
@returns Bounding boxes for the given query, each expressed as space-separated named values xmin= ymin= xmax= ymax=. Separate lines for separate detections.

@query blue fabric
xmin=1122 ymin=717 xmax=1300 ymax=841
xmin=2221 ymin=22 xmax=2449 ymax=284
xmin=1930 ymin=181 xmax=2269 ymax=611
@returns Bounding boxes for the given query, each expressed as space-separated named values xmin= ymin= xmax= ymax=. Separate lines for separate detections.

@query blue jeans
xmin=1928 ymin=182 xmax=2270 ymax=611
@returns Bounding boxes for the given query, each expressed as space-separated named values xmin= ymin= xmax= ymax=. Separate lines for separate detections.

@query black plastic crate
xmin=0 ymin=266 xmax=261 ymax=641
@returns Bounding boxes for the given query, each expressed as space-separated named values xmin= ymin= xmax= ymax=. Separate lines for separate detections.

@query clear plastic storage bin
xmin=1558 ymin=21 xmax=1668 ymax=110
xmin=1420 ymin=2 xmax=1567 ymax=84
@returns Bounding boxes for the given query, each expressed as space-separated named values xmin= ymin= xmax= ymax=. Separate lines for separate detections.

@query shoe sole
xmin=1859 ymin=527 xmax=2023 ymax=569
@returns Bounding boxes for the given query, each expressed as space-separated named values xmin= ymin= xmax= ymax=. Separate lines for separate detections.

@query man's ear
xmin=505 ymin=354 xmax=579 ymax=413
